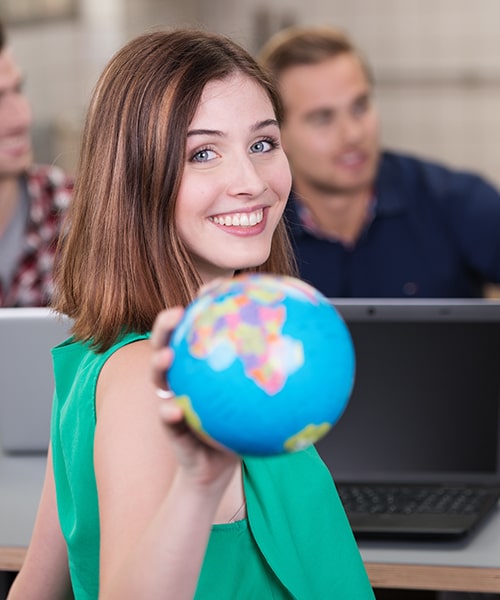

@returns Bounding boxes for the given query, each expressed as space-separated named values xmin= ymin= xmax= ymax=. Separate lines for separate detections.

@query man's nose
xmin=0 ymin=93 xmax=32 ymax=131
xmin=336 ymin=113 xmax=363 ymax=144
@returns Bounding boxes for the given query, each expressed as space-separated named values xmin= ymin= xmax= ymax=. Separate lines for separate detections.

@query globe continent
xmin=168 ymin=273 xmax=355 ymax=456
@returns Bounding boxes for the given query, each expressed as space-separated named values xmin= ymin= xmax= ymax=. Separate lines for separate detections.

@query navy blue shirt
xmin=285 ymin=151 xmax=500 ymax=298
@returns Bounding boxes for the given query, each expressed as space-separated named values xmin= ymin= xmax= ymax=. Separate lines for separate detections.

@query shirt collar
xmin=287 ymin=189 xmax=377 ymax=245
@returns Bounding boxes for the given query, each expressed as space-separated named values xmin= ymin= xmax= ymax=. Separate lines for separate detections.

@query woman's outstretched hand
xmin=150 ymin=307 xmax=239 ymax=490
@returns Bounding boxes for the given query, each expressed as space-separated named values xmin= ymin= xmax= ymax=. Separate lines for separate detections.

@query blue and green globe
xmin=168 ymin=273 xmax=355 ymax=456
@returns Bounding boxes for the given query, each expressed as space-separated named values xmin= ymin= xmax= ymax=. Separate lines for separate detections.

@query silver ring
xmin=156 ymin=388 xmax=175 ymax=399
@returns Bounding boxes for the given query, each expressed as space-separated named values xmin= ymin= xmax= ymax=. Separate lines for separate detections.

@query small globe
xmin=168 ymin=273 xmax=355 ymax=456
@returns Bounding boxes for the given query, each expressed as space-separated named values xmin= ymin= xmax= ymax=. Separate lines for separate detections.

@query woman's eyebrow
xmin=187 ymin=119 xmax=279 ymax=138
xmin=252 ymin=118 xmax=279 ymax=131
xmin=187 ymin=128 xmax=224 ymax=138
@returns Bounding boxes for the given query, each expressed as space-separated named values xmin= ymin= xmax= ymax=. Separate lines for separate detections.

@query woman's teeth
xmin=210 ymin=208 xmax=264 ymax=227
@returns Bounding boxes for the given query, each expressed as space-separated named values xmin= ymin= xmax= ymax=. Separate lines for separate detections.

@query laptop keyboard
xmin=337 ymin=484 xmax=497 ymax=516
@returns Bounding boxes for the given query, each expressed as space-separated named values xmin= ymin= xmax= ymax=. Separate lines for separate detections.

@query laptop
xmin=0 ymin=307 xmax=72 ymax=454
xmin=315 ymin=299 xmax=500 ymax=541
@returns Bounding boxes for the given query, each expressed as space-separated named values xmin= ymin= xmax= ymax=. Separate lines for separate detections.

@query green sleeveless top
xmin=51 ymin=332 xmax=374 ymax=600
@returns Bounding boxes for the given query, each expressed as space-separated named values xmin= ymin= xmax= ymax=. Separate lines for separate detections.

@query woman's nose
xmin=225 ymin=154 xmax=268 ymax=198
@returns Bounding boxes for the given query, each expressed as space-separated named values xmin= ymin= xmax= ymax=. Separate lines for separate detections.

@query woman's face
xmin=176 ymin=73 xmax=291 ymax=284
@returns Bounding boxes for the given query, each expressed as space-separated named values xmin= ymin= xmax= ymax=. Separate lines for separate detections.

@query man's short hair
xmin=258 ymin=25 xmax=373 ymax=85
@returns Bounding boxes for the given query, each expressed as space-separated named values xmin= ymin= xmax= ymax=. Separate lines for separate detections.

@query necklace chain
xmin=228 ymin=499 xmax=246 ymax=522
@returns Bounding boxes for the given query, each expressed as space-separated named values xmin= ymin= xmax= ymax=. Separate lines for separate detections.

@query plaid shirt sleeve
xmin=0 ymin=164 xmax=74 ymax=307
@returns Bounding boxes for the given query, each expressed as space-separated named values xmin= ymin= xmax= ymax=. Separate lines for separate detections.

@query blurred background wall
xmin=3 ymin=0 xmax=500 ymax=188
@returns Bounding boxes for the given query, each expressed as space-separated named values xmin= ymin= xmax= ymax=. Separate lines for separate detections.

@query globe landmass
xmin=168 ymin=274 xmax=355 ymax=456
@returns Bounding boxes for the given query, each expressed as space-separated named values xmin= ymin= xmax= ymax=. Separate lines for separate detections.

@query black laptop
xmin=315 ymin=299 xmax=500 ymax=541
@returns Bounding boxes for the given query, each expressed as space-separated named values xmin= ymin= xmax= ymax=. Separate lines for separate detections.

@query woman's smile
xmin=208 ymin=207 xmax=265 ymax=228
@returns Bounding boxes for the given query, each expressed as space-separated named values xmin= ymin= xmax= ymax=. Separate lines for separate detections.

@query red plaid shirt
xmin=0 ymin=164 xmax=73 ymax=307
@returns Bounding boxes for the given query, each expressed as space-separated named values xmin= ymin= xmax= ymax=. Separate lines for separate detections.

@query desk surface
xmin=359 ymin=504 xmax=500 ymax=593
xmin=1 ymin=454 xmax=500 ymax=593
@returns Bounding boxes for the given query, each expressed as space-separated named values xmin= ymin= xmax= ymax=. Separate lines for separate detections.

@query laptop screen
xmin=315 ymin=299 xmax=500 ymax=485
xmin=0 ymin=308 xmax=73 ymax=454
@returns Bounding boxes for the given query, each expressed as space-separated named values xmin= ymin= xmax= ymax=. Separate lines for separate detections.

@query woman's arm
xmin=7 ymin=445 xmax=73 ymax=600
xmin=95 ymin=309 xmax=241 ymax=600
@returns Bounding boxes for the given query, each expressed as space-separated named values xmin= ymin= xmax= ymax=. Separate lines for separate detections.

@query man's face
xmin=0 ymin=48 xmax=32 ymax=179
xmin=278 ymin=53 xmax=380 ymax=196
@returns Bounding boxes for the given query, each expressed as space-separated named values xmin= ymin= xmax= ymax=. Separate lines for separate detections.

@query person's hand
xmin=150 ymin=307 xmax=239 ymax=490
xmin=150 ymin=306 xmax=184 ymax=393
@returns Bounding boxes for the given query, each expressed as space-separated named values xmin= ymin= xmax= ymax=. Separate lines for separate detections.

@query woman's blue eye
xmin=192 ymin=148 xmax=216 ymax=162
xmin=251 ymin=139 xmax=275 ymax=153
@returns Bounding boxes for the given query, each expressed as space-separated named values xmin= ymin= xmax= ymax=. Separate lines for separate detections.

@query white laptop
xmin=0 ymin=307 xmax=72 ymax=454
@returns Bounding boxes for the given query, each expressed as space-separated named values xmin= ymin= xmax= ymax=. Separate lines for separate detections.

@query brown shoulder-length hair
xmin=53 ymin=29 xmax=296 ymax=352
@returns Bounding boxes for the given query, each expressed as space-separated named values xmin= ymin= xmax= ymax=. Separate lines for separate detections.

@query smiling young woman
xmin=7 ymin=29 xmax=374 ymax=600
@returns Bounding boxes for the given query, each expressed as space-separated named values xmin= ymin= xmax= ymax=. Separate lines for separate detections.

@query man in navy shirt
xmin=259 ymin=26 xmax=500 ymax=298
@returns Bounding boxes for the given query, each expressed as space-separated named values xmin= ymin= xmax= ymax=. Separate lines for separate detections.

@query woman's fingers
xmin=150 ymin=306 xmax=184 ymax=350
xmin=151 ymin=345 xmax=173 ymax=391
xmin=150 ymin=307 xmax=184 ymax=390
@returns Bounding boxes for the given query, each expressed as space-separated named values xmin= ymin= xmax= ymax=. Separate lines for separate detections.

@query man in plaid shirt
xmin=0 ymin=20 xmax=73 ymax=307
